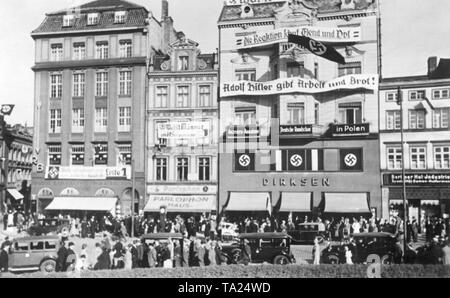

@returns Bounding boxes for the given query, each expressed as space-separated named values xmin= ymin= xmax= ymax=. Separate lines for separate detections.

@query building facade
xmin=145 ymin=31 xmax=219 ymax=216
xmin=31 ymin=0 xmax=166 ymax=216
xmin=380 ymin=57 xmax=450 ymax=223
xmin=218 ymin=0 xmax=382 ymax=219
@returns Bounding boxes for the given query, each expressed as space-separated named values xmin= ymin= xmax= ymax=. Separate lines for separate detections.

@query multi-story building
xmin=145 ymin=30 xmax=219 ymax=217
xmin=218 ymin=0 xmax=382 ymax=219
xmin=31 ymin=0 xmax=168 ymax=216
xmin=380 ymin=57 xmax=450 ymax=222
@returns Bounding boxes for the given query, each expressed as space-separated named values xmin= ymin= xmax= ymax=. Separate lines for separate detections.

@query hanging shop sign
xmin=280 ymin=124 xmax=313 ymax=136
xmin=45 ymin=166 xmax=131 ymax=180
xmin=157 ymin=122 xmax=209 ymax=139
xmin=226 ymin=125 xmax=260 ymax=138
xmin=147 ymin=185 xmax=217 ymax=195
xmin=220 ymin=74 xmax=378 ymax=97
xmin=235 ymin=26 xmax=361 ymax=49
xmin=332 ymin=124 xmax=370 ymax=137
xmin=383 ymin=173 xmax=450 ymax=186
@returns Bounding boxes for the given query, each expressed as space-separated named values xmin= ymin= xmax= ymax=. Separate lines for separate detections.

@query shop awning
xmin=144 ymin=195 xmax=216 ymax=213
xmin=7 ymin=189 xmax=24 ymax=201
xmin=421 ymin=200 xmax=440 ymax=206
xmin=226 ymin=192 xmax=271 ymax=213
xmin=324 ymin=193 xmax=370 ymax=214
xmin=45 ymin=197 xmax=117 ymax=212
xmin=390 ymin=200 xmax=404 ymax=205
xmin=279 ymin=192 xmax=311 ymax=212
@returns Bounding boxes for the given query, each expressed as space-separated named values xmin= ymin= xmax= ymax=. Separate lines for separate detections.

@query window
xmin=49 ymin=109 xmax=62 ymax=133
xmin=287 ymin=102 xmax=305 ymax=124
xmin=63 ymin=15 xmax=75 ymax=27
xmin=114 ymin=11 xmax=126 ymax=23
xmin=71 ymin=144 xmax=84 ymax=165
xmin=434 ymin=146 xmax=450 ymax=169
xmin=409 ymin=90 xmax=426 ymax=101
xmin=118 ymin=144 xmax=132 ymax=165
xmin=73 ymin=43 xmax=86 ymax=60
xmin=87 ymin=13 xmax=99 ymax=25
xmin=50 ymin=44 xmax=63 ymax=61
xmin=96 ymin=72 xmax=108 ymax=96
xmin=45 ymin=242 xmax=57 ymax=250
xmin=235 ymin=69 xmax=256 ymax=81
xmin=338 ymin=103 xmax=362 ymax=124
xmin=119 ymin=40 xmax=132 ymax=58
xmin=95 ymin=108 xmax=108 ymax=132
xmin=386 ymin=92 xmax=398 ymax=102
xmin=387 ymin=147 xmax=402 ymax=170
xmin=386 ymin=110 xmax=401 ymax=130
xmin=314 ymin=103 xmax=319 ymax=125
xmin=94 ymin=143 xmax=108 ymax=165
xmin=432 ymin=88 xmax=450 ymax=99
xmin=287 ymin=62 xmax=305 ymax=78
xmin=72 ymin=108 xmax=85 ymax=133
xmin=155 ymin=86 xmax=168 ymax=108
xmin=198 ymin=85 xmax=211 ymax=107
xmin=176 ymin=85 xmax=190 ymax=107
xmin=176 ymin=157 xmax=189 ymax=181
xmin=14 ymin=242 xmax=29 ymax=251
xmin=178 ymin=55 xmax=189 ymax=71
xmin=156 ymin=157 xmax=168 ymax=181
xmin=48 ymin=145 xmax=61 ymax=165
xmin=338 ymin=62 xmax=361 ymax=77
xmin=198 ymin=157 xmax=211 ymax=181
xmin=409 ymin=110 xmax=426 ymax=129
xmin=432 ymin=108 xmax=449 ymax=128
xmin=155 ymin=120 xmax=168 ymax=146
xmin=96 ymin=42 xmax=109 ymax=59
xmin=119 ymin=71 xmax=132 ymax=96
xmin=50 ymin=74 xmax=62 ymax=98
xmin=118 ymin=107 xmax=131 ymax=132
xmin=72 ymin=73 xmax=85 ymax=97
xmin=235 ymin=107 xmax=256 ymax=125
xmin=30 ymin=241 xmax=44 ymax=250
xmin=410 ymin=147 xmax=426 ymax=169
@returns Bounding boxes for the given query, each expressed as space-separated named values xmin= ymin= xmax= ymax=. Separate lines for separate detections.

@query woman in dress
xmin=344 ymin=245 xmax=353 ymax=264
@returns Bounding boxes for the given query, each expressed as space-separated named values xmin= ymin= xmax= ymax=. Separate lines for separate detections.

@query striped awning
xmin=279 ymin=193 xmax=311 ymax=212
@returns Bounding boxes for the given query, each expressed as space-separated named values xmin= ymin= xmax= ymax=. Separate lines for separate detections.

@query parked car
xmin=287 ymin=223 xmax=330 ymax=244
xmin=8 ymin=235 xmax=60 ymax=273
xmin=321 ymin=232 xmax=401 ymax=264
xmin=222 ymin=232 xmax=296 ymax=265
xmin=27 ymin=218 xmax=71 ymax=236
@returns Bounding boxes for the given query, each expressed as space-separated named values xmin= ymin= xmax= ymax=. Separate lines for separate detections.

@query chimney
xmin=428 ymin=56 xmax=438 ymax=76
xmin=161 ymin=0 xmax=169 ymax=21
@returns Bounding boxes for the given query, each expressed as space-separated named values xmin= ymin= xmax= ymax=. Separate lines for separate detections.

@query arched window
xmin=95 ymin=188 xmax=115 ymax=197
xmin=38 ymin=188 xmax=54 ymax=198
xmin=60 ymin=187 xmax=80 ymax=196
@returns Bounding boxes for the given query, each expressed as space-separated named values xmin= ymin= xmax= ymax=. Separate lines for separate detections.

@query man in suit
xmin=0 ymin=242 xmax=10 ymax=272
xmin=65 ymin=242 xmax=77 ymax=272
xmin=56 ymin=240 xmax=68 ymax=272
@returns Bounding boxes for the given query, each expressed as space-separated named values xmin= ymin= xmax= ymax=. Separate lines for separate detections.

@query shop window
xmin=94 ymin=143 xmax=108 ymax=165
xmin=71 ymin=144 xmax=84 ymax=166
xmin=48 ymin=145 xmax=61 ymax=165
xmin=434 ymin=146 xmax=450 ymax=169
xmin=410 ymin=147 xmax=426 ymax=169
xmin=118 ymin=144 xmax=132 ymax=165
xmin=338 ymin=103 xmax=362 ymax=124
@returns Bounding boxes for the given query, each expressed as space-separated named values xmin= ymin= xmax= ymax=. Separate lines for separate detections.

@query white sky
xmin=0 ymin=0 xmax=449 ymax=125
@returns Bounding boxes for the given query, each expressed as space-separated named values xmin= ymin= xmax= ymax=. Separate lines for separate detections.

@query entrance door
xmin=408 ymin=206 xmax=419 ymax=222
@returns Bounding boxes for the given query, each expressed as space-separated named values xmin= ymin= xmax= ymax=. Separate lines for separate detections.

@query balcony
xmin=331 ymin=123 xmax=370 ymax=137
xmin=279 ymin=124 xmax=324 ymax=139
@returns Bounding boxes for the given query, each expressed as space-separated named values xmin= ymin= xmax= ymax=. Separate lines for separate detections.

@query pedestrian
xmin=239 ymin=239 xmax=251 ymax=265
xmin=17 ymin=212 xmax=24 ymax=233
xmin=7 ymin=210 xmax=14 ymax=228
xmin=56 ymin=240 xmax=68 ymax=272
xmin=2 ymin=212 xmax=7 ymax=231
xmin=79 ymin=243 xmax=88 ymax=270
xmin=208 ymin=240 xmax=217 ymax=266
xmin=312 ymin=237 xmax=321 ymax=265
xmin=174 ymin=241 xmax=182 ymax=268
xmin=183 ymin=239 xmax=190 ymax=267
xmin=112 ymin=239 xmax=124 ymax=269
xmin=197 ymin=239 xmax=205 ymax=267
xmin=162 ymin=243 xmax=172 ymax=268
xmin=81 ymin=217 xmax=88 ymax=238
xmin=136 ymin=240 xmax=144 ymax=268
xmin=66 ymin=242 xmax=77 ymax=272
xmin=442 ymin=239 xmax=450 ymax=265
xmin=411 ymin=218 xmax=419 ymax=243
xmin=0 ymin=242 xmax=10 ymax=272
xmin=89 ymin=216 xmax=96 ymax=239
xmin=124 ymin=245 xmax=133 ymax=270
xmin=95 ymin=247 xmax=111 ymax=270
xmin=120 ymin=221 xmax=129 ymax=238
xmin=344 ymin=245 xmax=353 ymax=264
xmin=148 ymin=242 xmax=157 ymax=268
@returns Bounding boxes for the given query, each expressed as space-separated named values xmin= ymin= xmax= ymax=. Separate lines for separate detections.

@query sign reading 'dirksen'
xmin=235 ymin=26 xmax=361 ymax=49
xmin=280 ymin=124 xmax=313 ymax=135
xmin=384 ymin=173 xmax=450 ymax=186
xmin=157 ymin=122 xmax=209 ymax=139
xmin=221 ymin=74 xmax=378 ymax=97
xmin=263 ymin=177 xmax=331 ymax=187
xmin=332 ymin=124 xmax=370 ymax=137
xmin=45 ymin=166 xmax=131 ymax=180
xmin=225 ymin=0 xmax=285 ymax=5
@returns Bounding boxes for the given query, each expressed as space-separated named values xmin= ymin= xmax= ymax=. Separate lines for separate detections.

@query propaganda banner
xmin=221 ymin=74 xmax=378 ymax=97
xmin=157 ymin=122 xmax=209 ymax=139
xmin=235 ymin=26 xmax=361 ymax=49
xmin=45 ymin=166 xmax=131 ymax=180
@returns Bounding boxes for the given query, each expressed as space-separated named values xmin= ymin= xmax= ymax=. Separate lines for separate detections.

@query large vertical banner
xmin=340 ymin=148 xmax=363 ymax=171
xmin=234 ymin=151 xmax=255 ymax=172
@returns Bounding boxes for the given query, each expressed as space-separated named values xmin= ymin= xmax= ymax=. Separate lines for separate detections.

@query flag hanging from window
xmin=0 ymin=105 xmax=15 ymax=115
xmin=288 ymin=34 xmax=346 ymax=65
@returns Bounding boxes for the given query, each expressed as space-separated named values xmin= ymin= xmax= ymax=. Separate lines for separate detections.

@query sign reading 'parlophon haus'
xmin=221 ymin=74 xmax=378 ymax=97
xmin=146 ymin=195 xmax=215 ymax=212
xmin=235 ymin=26 xmax=361 ymax=49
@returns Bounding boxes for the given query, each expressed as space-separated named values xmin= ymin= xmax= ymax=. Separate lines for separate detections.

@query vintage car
xmin=320 ymin=232 xmax=401 ymax=264
xmin=287 ymin=223 xmax=330 ymax=244
xmin=8 ymin=235 xmax=60 ymax=273
xmin=222 ymin=233 xmax=296 ymax=265
xmin=27 ymin=218 xmax=71 ymax=236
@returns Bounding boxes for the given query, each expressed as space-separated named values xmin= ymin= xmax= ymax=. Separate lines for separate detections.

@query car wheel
xmin=327 ymin=254 xmax=340 ymax=264
xmin=380 ymin=254 xmax=392 ymax=265
xmin=40 ymin=259 xmax=57 ymax=273
xmin=273 ymin=255 xmax=290 ymax=265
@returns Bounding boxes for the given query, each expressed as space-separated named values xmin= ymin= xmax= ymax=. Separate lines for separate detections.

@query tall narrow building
xmin=31 ymin=0 xmax=164 ymax=216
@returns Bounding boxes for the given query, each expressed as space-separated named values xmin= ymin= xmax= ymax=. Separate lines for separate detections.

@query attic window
xmin=114 ymin=11 xmax=126 ymax=23
xmin=87 ymin=13 xmax=99 ymax=25
xmin=63 ymin=15 xmax=75 ymax=27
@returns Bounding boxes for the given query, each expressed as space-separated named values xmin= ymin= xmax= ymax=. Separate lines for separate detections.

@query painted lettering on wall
xmin=263 ymin=177 xmax=331 ymax=187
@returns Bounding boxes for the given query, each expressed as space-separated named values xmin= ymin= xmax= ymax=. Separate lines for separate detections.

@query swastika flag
xmin=288 ymin=34 xmax=346 ymax=65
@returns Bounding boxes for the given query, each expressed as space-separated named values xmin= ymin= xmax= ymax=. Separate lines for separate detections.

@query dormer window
xmin=87 ymin=13 xmax=99 ymax=25
xmin=114 ymin=11 xmax=126 ymax=23
xmin=63 ymin=15 xmax=75 ymax=27
xmin=178 ymin=55 xmax=189 ymax=71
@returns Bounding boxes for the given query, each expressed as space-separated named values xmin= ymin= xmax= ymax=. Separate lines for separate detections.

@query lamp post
xmin=131 ymin=158 xmax=136 ymax=238
xmin=396 ymin=86 xmax=408 ymax=256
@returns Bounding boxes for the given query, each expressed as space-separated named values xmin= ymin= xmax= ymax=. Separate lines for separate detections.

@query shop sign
xmin=332 ymin=124 xmax=370 ymax=137
xmin=45 ymin=166 xmax=131 ymax=180
xmin=147 ymin=195 xmax=215 ymax=211
xmin=262 ymin=177 xmax=331 ymax=187
xmin=226 ymin=125 xmax=260 ymax=138
xmin=225 ymin=0 xmax=285 ymax=6
xmin=384 ymin=173 xmax=450 ymax=186
xmin=157 ymin=122 xmax=209 ymax=139
xmin=235 ymin=26 xmax=361 ymax=49
xmin=147 ymin=185 xmax=217 ymax=195
xmin=280 ymin=124 xmax=312 ymax=136
xmin=220 ymin=74 xmax=378 ymax=97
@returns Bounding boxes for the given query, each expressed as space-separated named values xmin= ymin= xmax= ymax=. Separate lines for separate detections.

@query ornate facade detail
xmin=230 ymin=53 xmax=260 ymax=65
xmin=274 ymin=0 xmax=319 ymax=26
xmin=160 ymin=60 xmax=171 ymax=71
xmin=197 ymin=59 xmax=207 ymax=70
